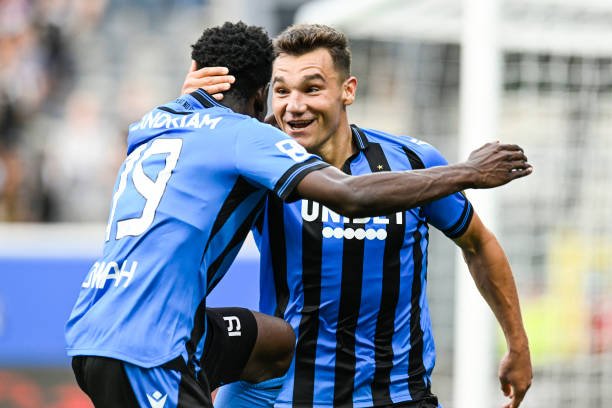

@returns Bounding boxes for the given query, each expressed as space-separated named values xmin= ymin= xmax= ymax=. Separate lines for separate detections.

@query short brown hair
xmin=274 ymin=24 xmax=351 ymax=79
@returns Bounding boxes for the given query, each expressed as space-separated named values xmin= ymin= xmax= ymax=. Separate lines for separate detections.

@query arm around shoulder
xmin=294 ymin=141 xmax=533 ymax=217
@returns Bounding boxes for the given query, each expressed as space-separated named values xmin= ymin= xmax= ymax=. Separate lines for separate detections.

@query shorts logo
xmin=223 ymin=316 xmax=242 ymax=337
xmin=146 ymin=391 xmax=167 ymax=408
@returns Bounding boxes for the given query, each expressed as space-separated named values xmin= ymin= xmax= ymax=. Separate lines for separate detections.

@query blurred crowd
xmin=0 ymin=0 xmax=112 ymax=221
xmin=0 ymin=0 xmax=208 ymax=222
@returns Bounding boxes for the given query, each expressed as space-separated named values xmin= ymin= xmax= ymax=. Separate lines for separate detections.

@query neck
xmin=317 ymin=123 xmax=357 ymax=169
xmin=221 ymin=93 xmax=248 ymax=115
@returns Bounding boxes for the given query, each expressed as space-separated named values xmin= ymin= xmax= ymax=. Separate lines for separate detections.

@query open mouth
xmin=287 ymin=119 xmax=315 ymax=131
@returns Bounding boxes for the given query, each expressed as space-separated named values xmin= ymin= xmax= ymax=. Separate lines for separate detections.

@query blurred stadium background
xmin=1 ymin=0 xmax=611 ymax=407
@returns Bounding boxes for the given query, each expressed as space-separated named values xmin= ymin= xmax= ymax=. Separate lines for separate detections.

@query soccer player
xmin=184 ymin=24 xmax=533 ymax=408
xmin=65 ymin=22 xmax=530 ymax=408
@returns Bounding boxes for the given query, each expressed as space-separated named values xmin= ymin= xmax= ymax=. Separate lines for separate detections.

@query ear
xmin=253 ymin=84 xmax=270 ymax=120
xmin=342 ymin=76 xmax=357 ymax=106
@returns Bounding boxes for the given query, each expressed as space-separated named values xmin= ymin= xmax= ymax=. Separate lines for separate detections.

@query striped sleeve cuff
xmin=274 ymin=158 xmax=330 ymax=202
xmin=442 ymin=200 xmax=474 ymax=239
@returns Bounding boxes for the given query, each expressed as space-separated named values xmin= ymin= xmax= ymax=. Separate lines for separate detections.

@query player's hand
xmin=181 ymin=60 xmax=235 ymax=100
xmin=498 ymin=347 xmax=532 ymax=408
xmin=466 ymin=142 xmax=533 ymax=188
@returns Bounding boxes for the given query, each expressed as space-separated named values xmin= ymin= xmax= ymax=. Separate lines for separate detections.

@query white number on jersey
xmin=275 ymin=139 xmax=309 ymax=162
xmin=105 ymin=138 xmax=183 ymax=241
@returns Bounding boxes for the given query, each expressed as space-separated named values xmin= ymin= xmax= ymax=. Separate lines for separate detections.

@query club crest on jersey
xmin=301 ymin=200 xmax=403 ymax=240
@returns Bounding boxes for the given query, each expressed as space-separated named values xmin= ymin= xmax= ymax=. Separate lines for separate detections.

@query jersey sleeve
xmin=235 ymin=120 xmax=329 ymax=201
xmin=416 ymin=142 xmax=474 ymax=239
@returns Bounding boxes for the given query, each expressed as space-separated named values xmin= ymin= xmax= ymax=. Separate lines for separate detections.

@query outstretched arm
xmin=183 ymin=64 xmax=533 ymax=215
xmin=453 ymin=212 xmax=532 ymax=408
xmin=296 ymin=141 xmax=532 ymax=217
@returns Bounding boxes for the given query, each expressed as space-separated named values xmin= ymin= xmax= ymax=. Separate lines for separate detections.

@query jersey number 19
xmin=105 ymin=138 xmax=183 ymax=241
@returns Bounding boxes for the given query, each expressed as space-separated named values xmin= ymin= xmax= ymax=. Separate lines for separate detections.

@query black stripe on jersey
xmin=201 ymin=177 xmax=258 ymax=260
xmin=273 ymin=158 xmax=329 ymax=202
xmin=402 ymin=146 xmax=425 ymax=170
xmin=362 ymin=143 xmax=406 ymax=405
xmin=333 ymin=220 xmax=365 ymax=404
xmin=407 ymin=221 xmax=430 ymax=400
xmin=206 ymin=195 xmax=266 ymax=289
xmin=157 ymin=106 xmax=191 ymax=115
xmin=371 ymin=212 xmax=406 ymax=405
xmin=364 ymin=142 xmax=391 ymax=172
xmin=191 ymin=89 xmax=228 ymax=109
xmin=186 ymin=182 xmax=264 ymax=362
xmin=443 ymin=200 xmax=474 ymax=238
xmin=253 ymin=211 xmax=264 ymax=236
xmin=293 ymin=204 xmax=323 ymax=406
xmin=350 ymin=124 xmax=370 ymax=150
xmin=267 ymin=196 xmax=290 ymax=318
xmin=190 ymin=90 xmax=216 ymax=108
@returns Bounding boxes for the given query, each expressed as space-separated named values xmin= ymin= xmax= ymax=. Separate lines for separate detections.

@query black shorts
xmin=199 ymin=307 xmax=258 ymax=390
xmin=72 ymin=355 xmax=212 ymax=408
xmin=390 ymin=395 xmax=439 ymax=408
xmin=71 ymin=307 xmax=258 ymax=408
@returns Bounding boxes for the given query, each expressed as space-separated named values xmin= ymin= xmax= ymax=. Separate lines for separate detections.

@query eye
xmin=307 ymin=86 xmax=320 ymax=93
xmin=274 ymin=87 xmax=289 ymax=95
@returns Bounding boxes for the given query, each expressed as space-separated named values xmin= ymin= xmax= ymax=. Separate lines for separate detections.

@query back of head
xmin=191 ymin=21 xmax=273 ymax=104
xmin=273 ymin=24 xmax=351 ymax=79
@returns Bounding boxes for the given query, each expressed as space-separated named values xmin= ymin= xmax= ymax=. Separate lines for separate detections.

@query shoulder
xmin=359 ymin=126 xmax=448 ymax=167
xmin=233 ymin=119 xmax=296 ymax=151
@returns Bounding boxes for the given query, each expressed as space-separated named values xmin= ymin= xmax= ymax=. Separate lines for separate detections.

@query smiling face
xmin=271 ymin=47 xmax=357 ymax=155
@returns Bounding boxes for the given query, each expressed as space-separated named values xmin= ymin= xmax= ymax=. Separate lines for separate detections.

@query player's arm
xmin=452 ymin=212 xmax=532 ymax=408
xmin=295 ymin=142 xmax=532 ymax=217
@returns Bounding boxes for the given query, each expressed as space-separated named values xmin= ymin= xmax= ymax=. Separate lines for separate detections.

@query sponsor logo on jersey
xmin=301 ymin=200 xmax=403 ymax=240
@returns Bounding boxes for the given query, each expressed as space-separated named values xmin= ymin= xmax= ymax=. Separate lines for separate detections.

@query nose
xmin=286 ymin=91 xmax=306 ymax=114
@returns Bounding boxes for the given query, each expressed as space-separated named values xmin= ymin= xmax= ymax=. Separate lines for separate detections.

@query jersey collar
xmin=350 ymin=124 xmax=370 ymax=151
xmin=185 ymin=88 xmax=228 ymax=110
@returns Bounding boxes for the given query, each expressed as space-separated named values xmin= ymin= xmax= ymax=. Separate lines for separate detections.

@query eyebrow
xmin=272 ymin=73 xmax=327 ymax=85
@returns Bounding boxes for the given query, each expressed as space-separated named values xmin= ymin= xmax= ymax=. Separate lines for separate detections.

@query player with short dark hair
xmin=186 ymin=23 xmax=533 ymax=408
xmin=66 ymin=22 xmax=531 ymax=408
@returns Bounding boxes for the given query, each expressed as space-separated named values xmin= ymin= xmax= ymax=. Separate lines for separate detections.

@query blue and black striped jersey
xmin=65 ymin=90 xmax=328 ymax=368
xmin=257 ymin=125 xmax=472 ymax=407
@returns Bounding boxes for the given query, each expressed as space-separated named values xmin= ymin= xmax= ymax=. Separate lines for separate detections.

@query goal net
xmin=297 ymin=0 xmax=612 ymax=406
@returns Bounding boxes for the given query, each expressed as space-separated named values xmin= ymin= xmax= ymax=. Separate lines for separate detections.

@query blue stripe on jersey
xmin=293 ymin=206 xmax=323 ymax=405
xmin=268 ymin=125 xmax=471 ymax=407
xmin=315 ymin=229 xmax=344 ymax=404
xmin=310 ymin=230 xmax=342 ymax=403
xmin=288 ymin=204 xmax=315 ymax=405
xmin=333 ymin=233 xmax=364 ymax=405
xmin=268 ymin=197 xmax=290 ymax=318
xmin=352 ymin=237 xmax=384 ymax=407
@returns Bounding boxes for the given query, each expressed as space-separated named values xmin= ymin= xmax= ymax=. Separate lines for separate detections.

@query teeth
xmin=288 ymin=120 xmax=313 ymax=129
